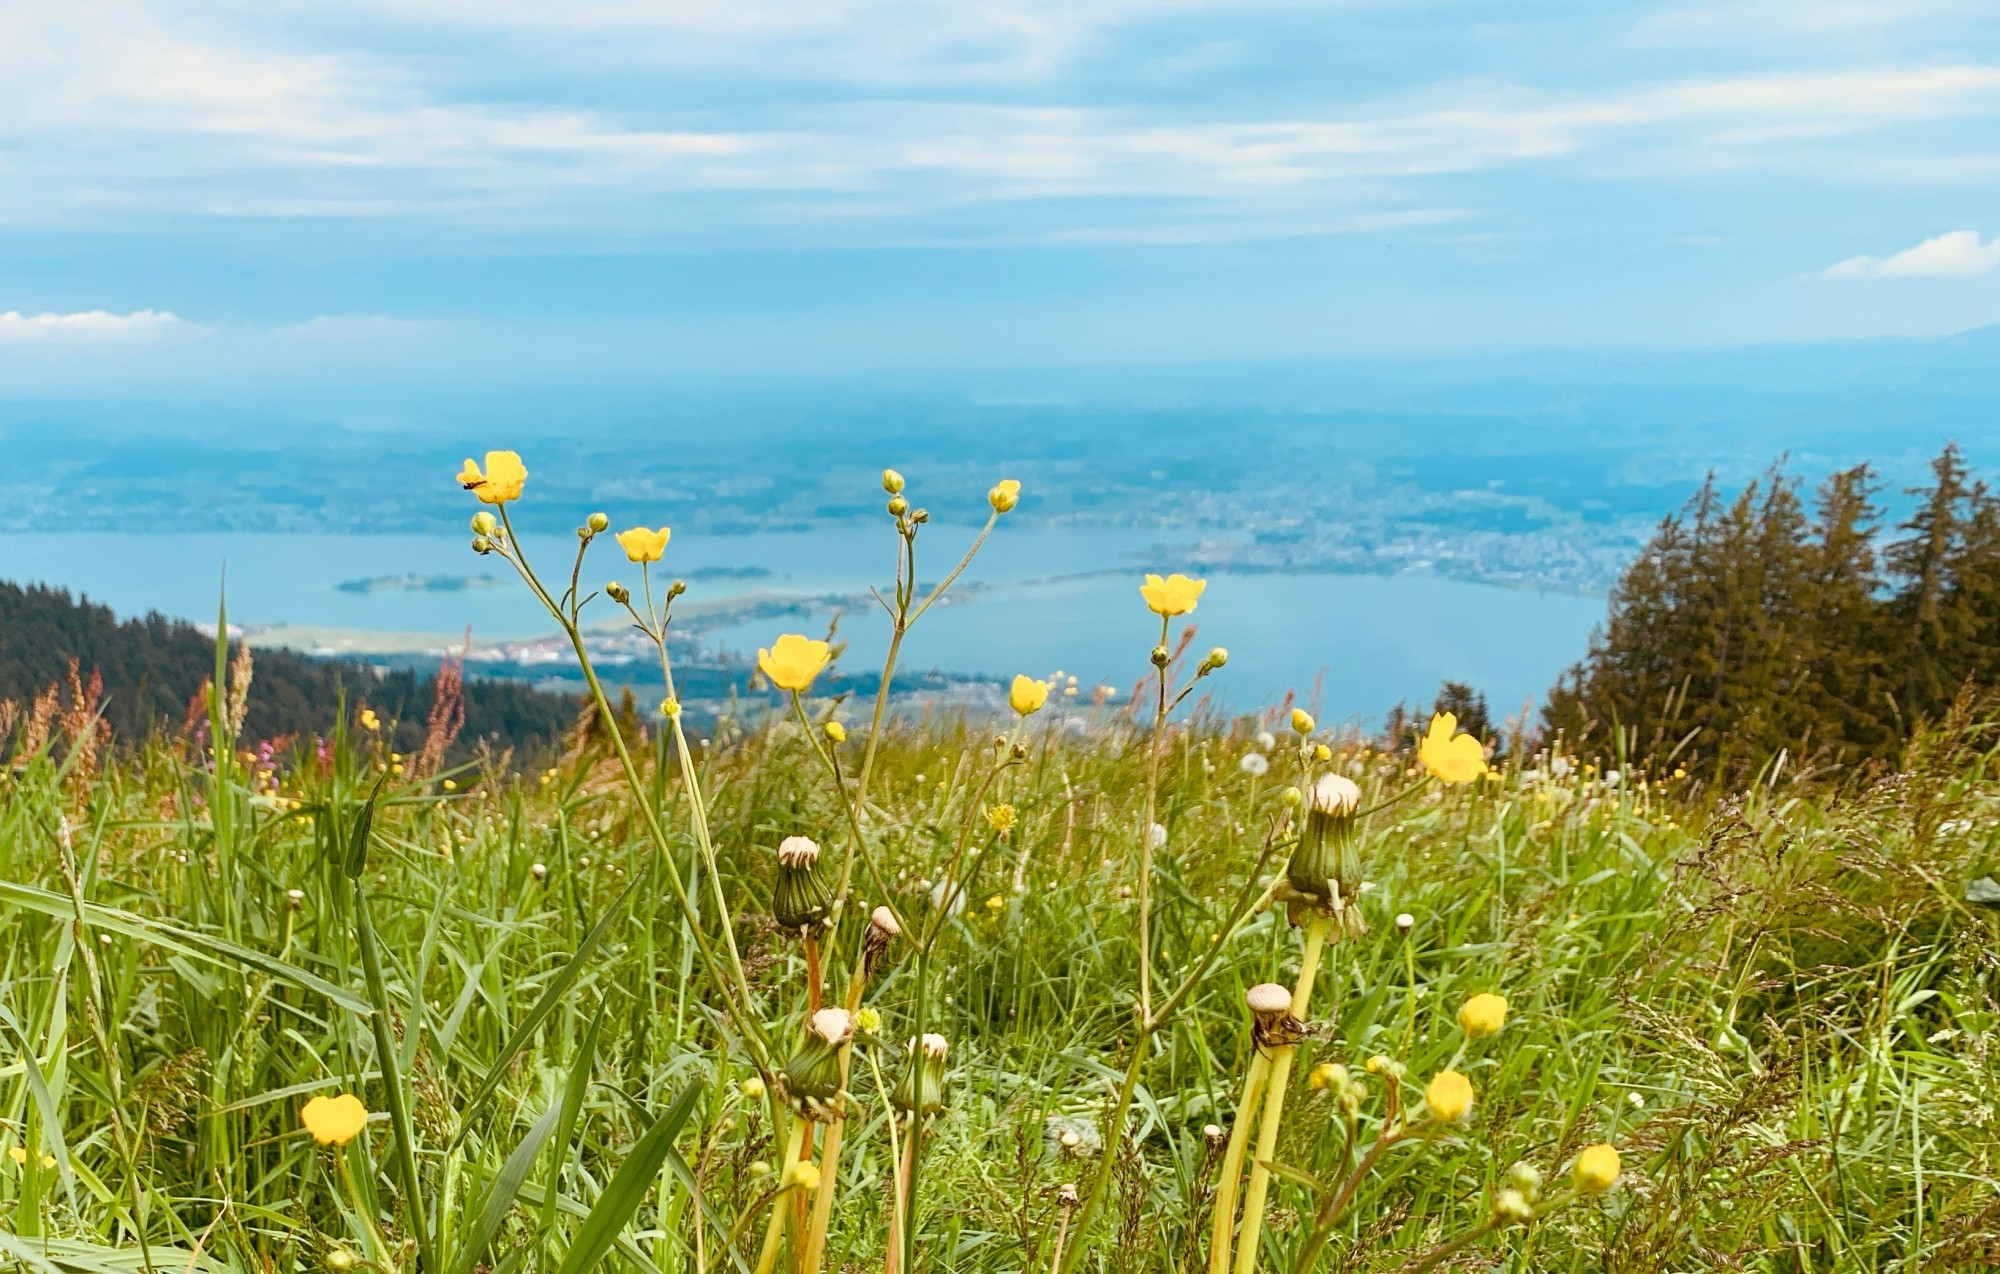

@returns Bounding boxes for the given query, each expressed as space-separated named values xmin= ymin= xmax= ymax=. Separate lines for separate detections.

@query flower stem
xmin=1232 ymin=915 xmax=1331 ymax=1274
xmin=1206 ymin=1051 xmax=1273 ymax=1274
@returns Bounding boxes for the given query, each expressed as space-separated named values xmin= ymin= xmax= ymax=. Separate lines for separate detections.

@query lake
xmin=0 ymin=525 xmax=1606 ymax=726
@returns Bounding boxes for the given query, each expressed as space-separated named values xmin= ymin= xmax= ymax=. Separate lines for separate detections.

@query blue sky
xmin=3 ymin=0 xmax=2000 ymax=389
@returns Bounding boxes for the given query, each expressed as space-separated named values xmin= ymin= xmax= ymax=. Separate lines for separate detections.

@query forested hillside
xmin=1547 ymin=443 xmax=2000 ymax=772
xmin=0 ymin=582 xmax=576 ymax=757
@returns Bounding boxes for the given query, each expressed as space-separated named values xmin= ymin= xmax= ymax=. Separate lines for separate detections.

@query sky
xmin=3 ymin=0 xmax=2000 ymax=390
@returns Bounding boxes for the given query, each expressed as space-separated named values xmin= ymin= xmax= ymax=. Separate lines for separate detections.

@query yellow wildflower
xmin=1140 ymin=573 xmax=1205 ymax=617
xmin=854 ymin=1007 xmax=882 ymax=1033
xmin=1573 ymin=1143 xmax=1621 ymax=1193
xmin=784 ymin=1160 xmax=821 ymax=1192
xmin=8 ymin=1147 xmax=55 ymax=1170
xmin=824 ymin=720 xmax=847 ymax=744
xmin=456 ymin=451 xmax=528 ymax=505
xmin=1010 ymin=675 xmax=1050 ymax=715
xmin=615 ymin=526 xmax=670 ymax=563
xmin=985 ymin=803 xmax=1018 ymax=836
xmin=301 ymin=1093 xmax=370 ymax=1146
xmin=1424 ymin=1069 xmax=1474 ymax=1123
xmin=758 ymin=634 xmax=832 ymax=692
xmin=358 ymin=708 xmax=380 ymax=733
xmin=1419 ymin=713 xmax=1485 ymax=785
xmin=989 ymin=479 xmax=1021 ymax=513
xmin=1290 ymin=708 xmax=1315 ymax=735
xmin=1458 ymin=993 xmax=1508 ymax=1039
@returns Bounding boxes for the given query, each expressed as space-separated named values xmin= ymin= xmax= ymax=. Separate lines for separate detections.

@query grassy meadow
xmin=1 ymin=460 xmax=1997 ymax=1274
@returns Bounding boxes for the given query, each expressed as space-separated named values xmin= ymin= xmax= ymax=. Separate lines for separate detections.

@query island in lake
xmin=336 ymin=573 xmax=506 ymax=594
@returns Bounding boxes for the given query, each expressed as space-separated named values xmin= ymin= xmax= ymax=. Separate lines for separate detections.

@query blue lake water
xmin=0 ymin=526 xmax=1605 ymax=726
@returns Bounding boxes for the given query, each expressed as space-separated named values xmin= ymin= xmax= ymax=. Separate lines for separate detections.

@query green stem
xmin=1207 ymin=1052 xmax=1273 ymax=1274
xmin=1232 ymin=916 xmax=1331 ymax=1274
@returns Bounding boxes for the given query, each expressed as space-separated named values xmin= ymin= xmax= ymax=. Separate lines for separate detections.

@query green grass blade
xmin=553 ymin=1080 xmax=704 ymax=1274
xmin=453 ymin=1101 xmax=564 ymax=1274
xmin=451 ymin=878 xmax=638 ymax=1148
xmin=0 ymin=881 xmax=369 ymax=1014
xmin=539 ymin=995 xmax=608 ymax=1241
xmin=355 ymin=882 xmax=439 ymax=1274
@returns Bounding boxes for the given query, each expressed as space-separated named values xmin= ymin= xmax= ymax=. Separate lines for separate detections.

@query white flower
xmin=1550 ymin=757 xmax=1573 ymax=778
xmin=1240 ymin=752 xmax=1270 ymax=777
xmin=1146 ymin=823 xmax=1168 ymax=849
xmin=1254 ymin=730 xmax=1277 ymax=751
xmin=809 ymin=1008 xmax=854 ymax=1044
xmin=1602 ymin=769 xmax=1622 ymax=788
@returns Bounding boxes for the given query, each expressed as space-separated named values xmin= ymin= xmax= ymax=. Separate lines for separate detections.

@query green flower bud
xmin=891 ymin=1033 xmax=949 ymax=1116
xmin=470 ymin=512 xmax=497 ymax=536
xmin=772 ymin=836 xmax=833 ymax=935
xmin=782 ymin=1008 xmax=853 ymax=1117
xmin=1285 ymin=774 xmax=1363 ymax=907
xmin=587 ymin=511 xmax=610 ymax=533
xmin=882 ymin=468 xmax=905 ymax=494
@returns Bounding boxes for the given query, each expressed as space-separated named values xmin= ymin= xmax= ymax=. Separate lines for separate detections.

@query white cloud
xmin=1825 ymin=230 xmax=2000 ymax=279
xmin=0 ymin=309 xmax=192 ymax=342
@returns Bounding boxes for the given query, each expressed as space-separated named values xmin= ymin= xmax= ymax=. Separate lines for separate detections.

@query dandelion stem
xmin=1207 ymin=1051 xmax=1273 ymax=1274
xmin=1232 ymin=914 xmax=1330 ymax=1274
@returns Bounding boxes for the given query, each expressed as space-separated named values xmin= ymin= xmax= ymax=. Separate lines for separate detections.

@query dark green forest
xmin=0 ymin=582 xmax=576 ymax=758
xmin=1546 ymin=443 xmax=2000 ymax=773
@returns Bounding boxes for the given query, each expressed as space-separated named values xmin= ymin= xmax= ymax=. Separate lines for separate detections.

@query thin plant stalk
xmin=1231 ymin=915 xmax=1331 ymax=1274
xmin=1206 ymin=1051 xmax=1273 ymax=1274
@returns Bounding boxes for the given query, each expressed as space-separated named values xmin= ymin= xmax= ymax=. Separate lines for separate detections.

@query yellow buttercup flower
xmin=1573 ymin=1143 xmax=1621 ymax=1193
xmin=1425 ymin=1069 xmax=1474 ymax=1124
xmin=456 ymin=451 xmax=528 ymax=505
xmin=824 ymin=720 xmax=847 ymax=744
xmin=1140 ymin=573 xmax=1205 ymax=617
xmin=1010 ymin=675 xmax=1050 ymax=716
xmin=358 ymin=708 xmax=380 ymax=733
xmin=989 ymin=479 xmax=1021 ymax=513
xmin=1458 ymin=992 xmax=1508 ymax=1039
xmin=301 ymin=1093 xmax=370 ymax=1146
xmin=1290 ymin=708 xmax=1315 ymax=735
xmin=615 ymin=526 xmax=670 ymax=563
xmin=758 ymin=634 xmax=832 ymax=693
xmin=8 ymin=1147 xmax=55 ymax=1169
xmin=1419 ymin=713 xmax=1485 ymax=785
xmin=783 ymin=1160 xmax=821 ymax=1191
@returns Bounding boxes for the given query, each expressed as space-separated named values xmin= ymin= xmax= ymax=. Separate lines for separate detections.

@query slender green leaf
xmin=554 ymin=1081 xmax=703 ymax=1274
xmin=453 ymin=1101 xmax=563 ymax=1274
xmin=452 ymin=878 xmax=639 ymax=1147
xmin=355 ymin=883 xmax=438 ymax=1274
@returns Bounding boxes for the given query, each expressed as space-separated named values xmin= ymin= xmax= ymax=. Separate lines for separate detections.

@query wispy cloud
xmin=1825 ymin=229 xmax=2000 ymax=279
xmin=0 ymin=309 xmax=192 ymax=342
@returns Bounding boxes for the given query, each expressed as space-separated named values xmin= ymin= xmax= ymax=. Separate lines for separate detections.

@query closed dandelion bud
xmin=1284 ymin=775 xmax=1363 ymax=920
xmin=1504 ymin=1161 xmax=1543 ymax=1202
xmin=882 ymin=468 xmax=905 ymax=494
xmin=782 ymin=1008 xmax=853 ymax=1118
xmin=864 ymin=904 xmax=902 ymax=971
xmin=1494 ymin=1188 xmax=1535 ymax=1226
xmin=892 ymin=1033 xmax=949 ymax=1116
xmin=587 ymin=511 xmax=609 ymax=533
xmin=1290 ymin=708 xmax=1315 ymax=735
xmin=1458 ymin=993 xmax=1508 ymax=1040
xmin=470 ymin=512 xmax=497 ymax=536
xmin=606 ymin=581 xmax=630 ymax=604
xmin=772 ymin=836 xmax=833 ymax=935
xmin=1572 ymin=1144 xmax=1621 ymax=1193
xmin=1246 ymin=982 xmax=1307 ymax=1052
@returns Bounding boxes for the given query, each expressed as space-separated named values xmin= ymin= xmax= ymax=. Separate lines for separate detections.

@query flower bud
xmin=606 ymin=581 xmax=630 ymax=604
xmin=1424 ymin=1069 xmax=1474 ymax=1124
xmin=772 ymin=836 xmax=833 ymax=936
xmin=783 ymin=1160 xmax=821 ymax=1191
xmin=741 ymin=1076 xmax=766 ymax=1101
xmin=1151 ymin=645 xmax=1170 ymax=668
xmin=660 ymin=697 xmax=682 ymax=720
xmin=1290 ymin=708 xmax=1315 ymax=735
xmin=824 ymin=720 xmax=847 ymax=744
xmin=882 ymin=468 xmax=905 ymax=494
xmin=781 ymin=1009 xmax=854 ymax=1119
xmin=470 ymin=512 xmax=497 ymax=536
xmin=888 ymin=495 xmax=909 ymax=517
xmin=1282 ymin=775 xmax=1365 ymax=932
xmin=1572 ymin=1143 xmax=1621 ymax=1193
xmin=988 ymin=479 xmax=1021 ymax=513
xmin=586 ymin=511 xmax=609 ymax=533
xmin=1494 ymin=1188 xmax=1535 ymax=1225
xmin=1504 ymin=1161 xmax=1543 ymax=1202
xmin=1204 ymin=646 xmax=1229 ymax=670
xmin=472 ymin=536 xmax=493 ymax=554
xmin=1458 ymin=992 xmax=1508 ymax=1040
xmin=891 ymin=1033 xmax=949 ymax=1117
xmin=1395 ymin=912 xmax=1415 ymax=935
xmin=1245 ymin=983 xmax=1306 ymax=1051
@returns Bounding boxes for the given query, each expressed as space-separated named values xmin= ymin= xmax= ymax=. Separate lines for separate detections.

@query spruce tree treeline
xmin=0 ymin=582 xmax=576 ymax=758
xmin=1545 ymin=444 xmax=2000 ymax=773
